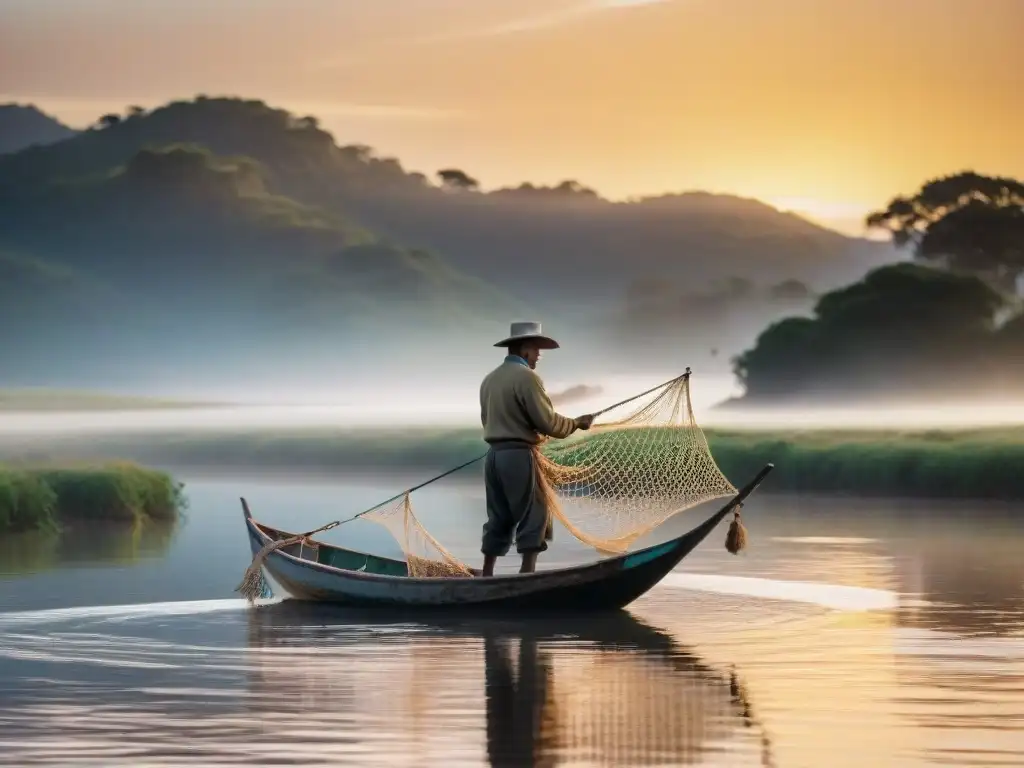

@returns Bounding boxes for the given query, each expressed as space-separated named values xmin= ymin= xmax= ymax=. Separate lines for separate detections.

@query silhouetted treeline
xmin=599 ymin=276 xmax=819 ymax=372
xmin=0 ymin=95 xmax=895 ymax=390
xmin=722 ymin=172 xmax=1024 ymax=405
xmin=727 ymin=262 xmax=1024 ymax=405
xmin=0 ymin=140 xmax=529 ymax=387
xmin=867 ymin=172 xmax=1024 ymax=293
xmin=0 ymin=95 xmax=893 ymax=294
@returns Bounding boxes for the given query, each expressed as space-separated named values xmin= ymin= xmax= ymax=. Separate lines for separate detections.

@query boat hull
xmin=243 ymin=463 xmax=773 ymax=612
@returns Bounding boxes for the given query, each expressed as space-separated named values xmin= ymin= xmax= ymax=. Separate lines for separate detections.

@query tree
xmin=95 ymin=113 xmax=122 ymax=129
xmin=866 ymin=172 xmax=1024 ymax=292
xmin=732 ymin=263 xmax=1010 ymax=401
xmin=769 ymin=279 xmax=813 ymax=301
xmin=554 ymin=180 xmax=597 ymax=197
xmin=339 ymin=144 xmax=374 ymax=163
xmin=121 ymin=144 xmax=268 ymax=201
xmin=732 ymin=316 xmax=820 ymax=398
xmin=717 ymin=276 xmax=755 ymax=300
xmin=437 ymin=168 xmax=479 ymax=191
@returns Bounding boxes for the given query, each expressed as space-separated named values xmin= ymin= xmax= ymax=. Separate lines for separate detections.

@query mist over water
xmin=4 ymin=368 xmax=1024 ymax=435
xmin=709 ymin=401 xmax=1024 ymax=431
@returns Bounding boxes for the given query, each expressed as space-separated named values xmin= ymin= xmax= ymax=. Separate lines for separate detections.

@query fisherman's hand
xmin=575 ymin=414 xmax=596 ymax=431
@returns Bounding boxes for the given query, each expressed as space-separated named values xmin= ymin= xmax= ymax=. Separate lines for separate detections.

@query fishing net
xmin=534 ymin=372 xmax=736 ymax=555
xmin=236 ymin=372 xmax=742 ymax=598
xmin=361 ymin=373 xmax=737 ymax=575
xmin=362 ymin=493 xmax=475 ymax=578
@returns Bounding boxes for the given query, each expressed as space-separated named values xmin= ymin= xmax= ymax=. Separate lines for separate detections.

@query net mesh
xmin=362 ymin=493 xmax=475 ymax=578
xmin=361 ymin=374 xmax=737 ymax=577
xmin=536 ymin=373 xmax=736 ymax=555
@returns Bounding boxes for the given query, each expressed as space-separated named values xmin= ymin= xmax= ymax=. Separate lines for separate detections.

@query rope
xmin=236 ymin=518 xmax=344 ymax=603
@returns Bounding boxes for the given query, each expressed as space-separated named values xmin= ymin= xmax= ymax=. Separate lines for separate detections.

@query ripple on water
xmin=0 ymin=574 xmax=1022 ymax=767
xmin=0 ymin=597 xmax=780 ymax=767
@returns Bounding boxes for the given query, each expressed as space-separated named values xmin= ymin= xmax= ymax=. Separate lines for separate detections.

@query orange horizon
xmin=2 ymin=0 xmax=1019 ymax=237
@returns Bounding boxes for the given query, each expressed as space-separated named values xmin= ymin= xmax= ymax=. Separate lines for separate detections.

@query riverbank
xmin=1 ymin=426 xmax=1022 ymax=501
xmin=0 ymin=389 xmax=221 ymax=412
xmin=0 ymin=463 xmax=187 ymax=534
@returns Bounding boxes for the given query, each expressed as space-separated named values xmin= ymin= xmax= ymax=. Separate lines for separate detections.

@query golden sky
xmin=1 ymin=0 xmax=1020 ymax=235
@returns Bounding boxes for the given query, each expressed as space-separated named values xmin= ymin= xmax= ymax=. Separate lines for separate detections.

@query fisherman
xmin=479 ymin=321 xmax=595 ymax=576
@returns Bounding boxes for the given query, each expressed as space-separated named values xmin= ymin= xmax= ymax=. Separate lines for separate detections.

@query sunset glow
xmin=1 ymin=0 xmax=1020 ymax=235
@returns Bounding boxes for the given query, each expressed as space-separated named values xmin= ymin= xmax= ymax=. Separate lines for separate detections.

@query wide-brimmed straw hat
xmin=493 ymin=321 xmax=560 ymax=350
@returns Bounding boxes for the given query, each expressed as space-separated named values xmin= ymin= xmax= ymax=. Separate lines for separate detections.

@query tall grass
xmin=2 ymin=426 xmax=1023 ymax=501
xmin=542 ymin=427 xmax=1024 ymax=499
xmin=0 ymin=389 xmax=215 ymax=411
xmin=705 ymin=429 xmax=1024 ymax=500
xmin=0 ymin=470 xmax=58 ymax=534
xmin=0 ymin=462 xmax=187 ymax=534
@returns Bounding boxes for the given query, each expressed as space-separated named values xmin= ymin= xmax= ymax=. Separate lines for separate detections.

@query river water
xmin=0 ymin=474 xmax=1022 ymax=767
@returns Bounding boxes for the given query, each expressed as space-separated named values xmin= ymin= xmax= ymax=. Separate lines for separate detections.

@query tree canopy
xmin=731 ymin=263 xmax=1021 ymax=403
xmin=0 ymin=94 xmax=892 ymax=307
xmin=437 ymin=168 xmax=479 ymax=191
xmin=0 ymin=94 xmax=902 ymax=387
xmin=866 ymin=172 xmax=1024 ymax=292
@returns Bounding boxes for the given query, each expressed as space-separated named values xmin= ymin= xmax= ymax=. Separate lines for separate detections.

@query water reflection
xmin=2 ymin=478 xmax=1023 ymax=766
xmin=245 ymin=603 xmax=772 ymax=766
xmin=889 ymin=510 xmax=1024 ymax=637
xmin=484 ymin=631 xmax=557 ymax=767
xmin=0 ymin=519 xmax=179 ymax=578
xmin=698 ymin=495 xmax=1024 ymax=638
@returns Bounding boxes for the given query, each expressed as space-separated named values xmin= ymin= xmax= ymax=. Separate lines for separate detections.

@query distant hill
xmin=0 ymin=143 xmax=532 ymax=387
xmin=345 ymin=186 xmax=896 ymax=301
xmin=0 ymin=96 xmax=895 ymax=296
xmin=26 ymin=143 xmax=521 ymax=324
xmin=0 ymin=96 xmax=900 ymax=388
xmin=0 ymin=104 xmax=77 ymax=155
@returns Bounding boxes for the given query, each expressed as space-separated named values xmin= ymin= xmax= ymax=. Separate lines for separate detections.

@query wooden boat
xmin=240 ymin=462 xmax=773 ymax=612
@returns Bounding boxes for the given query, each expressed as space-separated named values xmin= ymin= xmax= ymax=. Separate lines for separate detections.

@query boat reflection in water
xmin=245 ymin=602 xmax=774 ymax=767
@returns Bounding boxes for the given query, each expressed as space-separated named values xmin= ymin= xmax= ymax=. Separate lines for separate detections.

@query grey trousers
xmin=481 ymin=442 xmax=552 ymax=557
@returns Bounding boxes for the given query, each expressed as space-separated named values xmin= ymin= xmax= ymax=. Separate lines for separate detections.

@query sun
xmin=764 ymin=197 xmax=879 ymax=236
xmin=766 ymin=197 xmax=869 ymax=220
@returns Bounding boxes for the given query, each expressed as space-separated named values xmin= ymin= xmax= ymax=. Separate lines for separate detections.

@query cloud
xmin=0 ymin=93 xmax=466 ymax=129
xmin=549 ymin=383 xmax=605 ymax=406
xmin=462 ymin=5 xmax=592 ymax=37
xmin=599 ymin=0 xmax=673 ymax=6
xmin=283 ymin=101 xmax=467 ymax=121
xmin=439 ymin=0 xmax=675 ymax=39
xmin=307 ymin=0 xmax=678 ymax=75
xmin=313 ymin=0 xmax=676 ymax=68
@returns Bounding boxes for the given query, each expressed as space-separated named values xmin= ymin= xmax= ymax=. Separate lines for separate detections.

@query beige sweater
xmin=480 ymin=360 xmax=577 ymax=444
